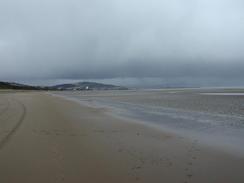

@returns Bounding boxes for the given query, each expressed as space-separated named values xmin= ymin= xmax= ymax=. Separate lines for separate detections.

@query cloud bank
xmin=0 ymin=0 xmax=244 ymax=86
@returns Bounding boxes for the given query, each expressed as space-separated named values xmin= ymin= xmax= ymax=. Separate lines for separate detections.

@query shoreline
xmin=0 ymin=91 xmax=244 ymax=182
xmin=51 ymin=91 xmax=244 ymax=157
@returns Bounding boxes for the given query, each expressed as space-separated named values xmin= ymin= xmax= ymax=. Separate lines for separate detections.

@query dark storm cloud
xmin=0 ymin=0 xmax=244 ymax=85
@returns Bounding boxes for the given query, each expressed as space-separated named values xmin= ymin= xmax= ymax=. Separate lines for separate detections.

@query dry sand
xmin=0 ymin=91 xmax=244 ymax=183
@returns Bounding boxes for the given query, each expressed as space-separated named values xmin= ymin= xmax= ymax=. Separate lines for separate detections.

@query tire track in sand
xmin=0 ymin=99 xmax=27 ymax=150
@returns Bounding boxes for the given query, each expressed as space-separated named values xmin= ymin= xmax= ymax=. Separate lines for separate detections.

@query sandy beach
xmin=0 ymin=91 xmax=244 ymax=183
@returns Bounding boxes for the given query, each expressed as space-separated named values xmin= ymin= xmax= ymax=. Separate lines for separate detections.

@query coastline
xmin=52 ymin=90 xmax=244 ymax=157
xmin=0 ymin=91 xmax=244 ymax=183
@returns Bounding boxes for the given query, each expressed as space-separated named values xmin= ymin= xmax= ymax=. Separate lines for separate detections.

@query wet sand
xmin=55 ymin=89 xmax=244 ymax=155
xmin=0 ymin=91 xmax=244 ymax=183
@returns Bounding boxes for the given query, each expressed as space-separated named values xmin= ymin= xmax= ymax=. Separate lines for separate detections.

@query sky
xmin=0 ymin=0 xmax=244 ymax=87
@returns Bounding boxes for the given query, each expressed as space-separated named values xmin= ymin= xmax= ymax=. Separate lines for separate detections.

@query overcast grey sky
xmin=0 ymin=0 xmax=244 ymax=87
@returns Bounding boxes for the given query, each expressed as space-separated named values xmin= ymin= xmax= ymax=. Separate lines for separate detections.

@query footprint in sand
xmin=32 ymin=129 xmax=37 ymax=133
xmin=93 ymin=129 xmax=105 ymax=133
xmin=79 ymin=133 xmax=87 ymax=137
xmin=118 ymin=148 xmax=124 ymax=153
xmin=183 ymin=139 xmax=200 ymax=182
xmin=69 ymin=133 xmax=77 ymax=137
xmin=51 ymin=146 xmax=65 ymax=182
xmin=45 ymin=131 xmax=50 ymax=135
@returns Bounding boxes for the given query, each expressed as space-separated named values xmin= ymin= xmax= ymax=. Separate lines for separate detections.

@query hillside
xmin=0 ymin=81 xmax=128 ymax=91
xmin=50 ymin=82 xmax=128 ymax=91
xmin=0 ymin=81 xmax=42 ymax=90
